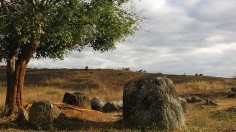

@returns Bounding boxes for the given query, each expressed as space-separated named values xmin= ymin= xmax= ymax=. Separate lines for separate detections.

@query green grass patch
xmin=188 ymin=114 xmax=214 ymax=132
xmin=211 ymin=110 xmax=236 ymax=122
xmin=187 ymin=108 xmax=236 ymax=132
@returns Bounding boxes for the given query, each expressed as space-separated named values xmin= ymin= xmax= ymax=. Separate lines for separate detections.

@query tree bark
xmin=2 ymin=59 xmax=28 ymax=116
xmin=1 ymin=39 xmax=38 ymax=117
xmin=3 ymin=58 xmax=17 ymax=116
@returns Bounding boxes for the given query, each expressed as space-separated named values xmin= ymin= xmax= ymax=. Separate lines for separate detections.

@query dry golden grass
xmin=0 ymin=68 xmax=236 ymax=131
xmin=176 ymin=80 xmax=232 ymax=96
xmin=22 ymin=86 xmax=66 ymax=104
xmin=83 ymin=88 xmax=123 ymax=101
xmin=0 ymin=86 xmax=6 ymax=111
xmin=186 ymin=98 xmax=236 ymax=132
xmin=40 ymin=77 xmax=67 ymax=86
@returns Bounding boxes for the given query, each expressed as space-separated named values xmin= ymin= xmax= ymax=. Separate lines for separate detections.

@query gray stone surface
xmin=102 ymin=101 xmax=123 ymax=113
xmin=179 ymin=97 xmax=188 ymax=113
xmin=203 ymin=98 xmax=217 ymax=106
xmin=63 ymin=92 xmax=91 ymax=109
xmin=227 ymin=92 xmax=236 ymax=98
xmin=90 ymin=97 xmax=106 ymax=111
xmin=186 ymin=96 xmax=202 ymax=103
xmin=123 ymin=76 xmax=186 ymax=130
xmin=28 ymin=100 xmax=61 ymax=130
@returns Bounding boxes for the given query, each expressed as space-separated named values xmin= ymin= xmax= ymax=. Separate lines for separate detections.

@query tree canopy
xmin=0 ymin=0 xmax=140 ymax=61
xmin=0 ymin=0 xmax=141 ymax=117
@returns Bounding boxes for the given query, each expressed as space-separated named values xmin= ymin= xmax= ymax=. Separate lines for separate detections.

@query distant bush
xmin=122 ymin=68 xmax=130 ymax=71
xmin=195 ymin=73 xmax=203 ymax=76
xmin=136 ymin=69 xmax=146 ymax=73
xmin=84 ymin=66 xmax=89 ymax=70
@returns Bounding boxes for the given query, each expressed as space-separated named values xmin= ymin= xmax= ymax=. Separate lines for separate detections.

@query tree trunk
xmin=2 ymin=59 xmax=28 ymax=117
xmin=1 ymin=41 xmax=38 ymax=117
xmin=3 ymin=57 xmax=17 ymax=116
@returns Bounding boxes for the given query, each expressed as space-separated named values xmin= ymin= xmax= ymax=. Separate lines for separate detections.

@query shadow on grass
xmin=55 ymin=116 xmax=156 ymax=131
xmin=0 ymin=116 xmax=134 ymax=131
xmin=57 ymin=117 xmax=124 ymax=131
xmin=0 ymin=119 xmax=31 ymax=131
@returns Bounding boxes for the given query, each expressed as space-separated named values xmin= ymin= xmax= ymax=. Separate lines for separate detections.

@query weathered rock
xmin=231 ymin=87 xmax=236 ymax=92
xmin=28 ymin=100 xmax=61 ymax=130
xmin=203 ymin=98 xmax=217 ymax=106
xmin=227 ymin=92 xmax=236 ymax=98
xmin=123 ymin=76 xmax=186 ymax=130
xmin=186 ymin=96 xmax=202 ymax=103
xmin=62 ymin=92 xmax=91 ymax=109
xmin=179 ymin=97 xmax=188 ymax=113
xmin=117 ymin=101 xmax=123 ymax=108
xmin=90 ymin=97 xmax=106 ymax=111
xmin=102 ymin=101 xmax=123 ymax=113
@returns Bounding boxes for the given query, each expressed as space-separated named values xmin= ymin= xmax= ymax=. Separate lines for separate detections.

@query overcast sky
xmin=2 ymin=0 xmax=236 ymax=77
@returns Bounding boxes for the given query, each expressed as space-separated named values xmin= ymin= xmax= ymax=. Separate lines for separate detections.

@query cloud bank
xmin=2 ymin=0 xmax=236 ymax=77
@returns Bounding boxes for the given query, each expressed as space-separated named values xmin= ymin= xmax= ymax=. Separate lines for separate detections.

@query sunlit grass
xmin=0 ymin=68 xmax=236 ymax=131
xmin=83 ymin=88 xmax=123 ymax=101
xmin=40 ymin=77 xmax=67 ymax=86
xmin=23 ymin=86 xmax=67 ymax=104
xmin=176 ymin=80 xmax=231 ymax=96
xmin=0 ymin=86 xmax=6 ymax=111
xmin=187 ymin=104 xmax=236 ymax=132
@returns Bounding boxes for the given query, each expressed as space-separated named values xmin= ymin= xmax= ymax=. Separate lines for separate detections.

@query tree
xmin=0 ymin=0 xmax=141 ymax=117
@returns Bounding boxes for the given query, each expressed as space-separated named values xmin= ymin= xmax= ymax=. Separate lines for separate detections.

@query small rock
xmin=90 ymin=97 xmax=106 ymax=111
xmin=102 ymin=101 xmax=123 ymax=113
xmin=203 ymin=98 xmax=217 ymax=106
xmin=62 ymin=92 xmax=91 ymax=109
xmin=117 ymin=101 xmax=123 ymax=107
xmin=231 ymin=87 xmax=236 ymax=92
xmin=179 ymin=97 xmax=188 ymax=113
xmin=186 ymin=96 xmax=202 ymax=103
xmin=227 ymin=92 xmax=236 ymax=98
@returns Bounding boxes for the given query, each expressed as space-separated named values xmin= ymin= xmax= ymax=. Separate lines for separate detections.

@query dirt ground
xmin=0 ymin=97 xmax=236 ymax=132
xmin=0 ymin=103 xmax=124 ymax=131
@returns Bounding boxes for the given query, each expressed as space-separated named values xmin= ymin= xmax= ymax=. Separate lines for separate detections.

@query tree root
xmin=0 ymin=107 xmax=20 ymax=121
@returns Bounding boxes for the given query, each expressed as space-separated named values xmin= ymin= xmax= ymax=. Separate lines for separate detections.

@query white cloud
xmin=24 ymin=0 xmax=236 ymax=77
xmin=193 ymin=43 xmax=236 ymax=54
xmin=205 ymin=35 xmax=225 ymax=44
xmin=139 ymin=0 xmax=167 ymax=12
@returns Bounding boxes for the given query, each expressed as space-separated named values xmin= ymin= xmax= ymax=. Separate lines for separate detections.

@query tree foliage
xmin=0 ymin=0 xmax=141 ymax=117
xmin=0 ymin=0 xmax=140 ymax=61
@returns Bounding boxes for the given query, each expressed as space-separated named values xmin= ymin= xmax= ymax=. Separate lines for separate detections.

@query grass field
xmin=0 ymin=67 xmax=236 ymax=131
